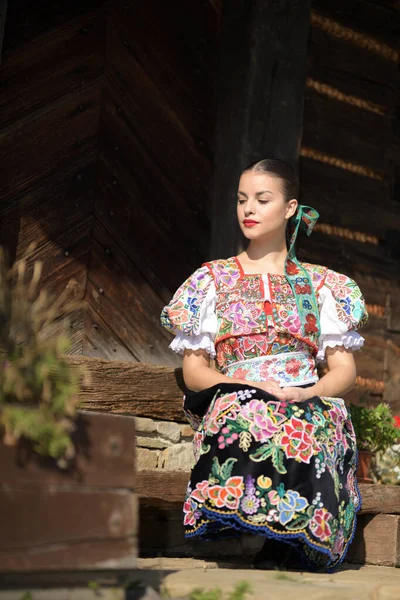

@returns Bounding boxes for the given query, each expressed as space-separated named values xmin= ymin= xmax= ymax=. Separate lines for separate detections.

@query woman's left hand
xmin=272 ymin=386 xmax=313 ymax=403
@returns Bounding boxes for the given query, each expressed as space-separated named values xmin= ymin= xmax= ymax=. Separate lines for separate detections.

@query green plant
xmin=188 ymin=581 xmax=251 ymax=600
xmin=349 ymin=402 xmax=400 ymax=454
xmin=0 ymin=247 xmax=84 ymax=466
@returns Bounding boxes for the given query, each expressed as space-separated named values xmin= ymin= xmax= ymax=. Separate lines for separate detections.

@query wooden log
xmin=0 ymin=411 xmax=138 ymax=571
xmin=211 ymin=0 xmax=312 ymax=257
xmin=136 ymin=470 xmax=189 ymax=504
xmin=0 ymin=411 xmax=136 ymax=489
xmin=66 ymin=355 xmax=186 ymax=421
xmin=359 ymin=484 xmax=400 ymax=515
xmin=347 ymin=513 xmax=400 ymax=567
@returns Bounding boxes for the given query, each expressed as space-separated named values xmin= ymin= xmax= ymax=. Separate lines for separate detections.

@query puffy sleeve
xmin=316 ymin=268 xmax=368 ymax=362
xmin=160 ymin=266 xmax=217 ymax=358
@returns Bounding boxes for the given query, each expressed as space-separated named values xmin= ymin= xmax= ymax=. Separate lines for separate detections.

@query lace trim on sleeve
xmin=316 ymin=331 xmax=365 ymax=362
xmin=169 ymin=331 xmax=216 ymax=358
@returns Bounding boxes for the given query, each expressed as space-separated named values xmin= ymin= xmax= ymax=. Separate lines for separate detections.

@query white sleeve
xmin=169 ymin=280 xmax=217 ymax=358
xmin=316 ymin=285 xmax=365 ymax=362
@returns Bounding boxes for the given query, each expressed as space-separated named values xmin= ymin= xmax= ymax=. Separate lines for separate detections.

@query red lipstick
xmin=243 ymin=219 xmax=259 ymax=227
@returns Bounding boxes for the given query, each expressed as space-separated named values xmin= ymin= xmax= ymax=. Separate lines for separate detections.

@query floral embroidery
xmin=208 ymin=476 xmax=244 ymax=510
xmin=310 ymin=508 xmax=333 ymax=542
xmin=241 ymin=399 xmax=287 ymax=442
xmin=280 ymin=417 xmax=320 ymax=463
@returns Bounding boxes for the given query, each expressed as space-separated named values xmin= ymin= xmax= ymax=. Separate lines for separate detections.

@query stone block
xmin=156 ymin=421 xmax=181 ymax=443
xmin=137 ymin=448 xmax=159 ymax=471
xmin=136 ymin=436 xmax=171 ymax=450
xmin=134 ymin=417 xmax=156 ymax=434
xmin=180 ymin=424 xmax=194 ymax=439
xmin=163 ymin=443 xmax=193 ymax=472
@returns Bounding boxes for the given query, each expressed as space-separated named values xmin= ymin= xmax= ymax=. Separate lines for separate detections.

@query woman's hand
xmin=254 ymin=380 xmax=283 ymax=396
xmin=272 ymin=386 xmax=313 ymax=403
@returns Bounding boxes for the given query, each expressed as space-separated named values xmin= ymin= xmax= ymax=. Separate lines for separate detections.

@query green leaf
xmin=220 ymin=457 xmax=238 ymax=482
xmin=211 ymin=456 xmax=222 ymax=481
xmin=249 ymin=442 xmax=273 ymax=462
xmin=271 ymin=447 xmax=287 ymax=475
xmin=286 ymin=515 xmax=310 ymax=531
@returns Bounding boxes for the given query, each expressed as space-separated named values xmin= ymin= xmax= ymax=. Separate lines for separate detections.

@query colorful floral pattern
xmin=161 ymin=257 xmax=367 ymax=571
xmin=183 ymin=385 xmax=361 ymax=571
xmin=223 ymin=352 xmax=318 ymax=387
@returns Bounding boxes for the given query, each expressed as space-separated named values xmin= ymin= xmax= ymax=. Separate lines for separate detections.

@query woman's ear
xmin=285 ymin=199 xmax=298 ymax=220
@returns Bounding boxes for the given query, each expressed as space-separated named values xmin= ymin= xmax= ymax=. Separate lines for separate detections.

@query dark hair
xmin=242 ymin=159 xmax=299 ymax=202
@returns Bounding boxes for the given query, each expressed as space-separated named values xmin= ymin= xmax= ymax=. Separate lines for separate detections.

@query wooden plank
xmin=86 ymin=220 xmax=181 ymax=366
xmin=211 ymin=0 xmax=312 ymax=257
xmin=95 ymin=154 xmax=200 ymax=299
xmin=137 ymin=470 xmax=189 ymax=504
xmin=297 ymin=230 xmax=400 ymax=281
xmin=313 ymin=0 xmax=400 ymax=48
xmin=347 ymin=513 xmax=400 ymax=566
xmin=109 ymin=0 xmax=218 ymax=145
xmin=383 ymin=343 xmax=400 ymax=413
xmin=84 ymin=303 xmax=136 ymax=362
xmin=0 ymin=537 xmax=137 ymax=571
xmin=99 ymin=81 xmax=210 ymax=265
xmin=0 ymin=487 xmax=137 ymax=549
xmin=303 ymin=89 xmax=390 ymax=175
xmin=2 ymin=0 xmax=103 ymax=52
xmin=300 ymin=159 xmax=400 ymax=239
xmin=0 ymin=81 xmax=101 ymax=202
xmin=309 ymin=20 xmax=399 ymax=91
xmin=0 ymin=11 xmax=105 ymax=127
xmin=0 ymin=411 xmax=136 ymax=489
xmin=359 ymin=484 xmax=400 ymax=515
xmin=66 ymin=356 xmax=186 ymax=421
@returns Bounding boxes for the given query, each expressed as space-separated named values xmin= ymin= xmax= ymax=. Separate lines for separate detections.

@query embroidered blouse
xmin=161 ymin=257 xmax=368 ymax=384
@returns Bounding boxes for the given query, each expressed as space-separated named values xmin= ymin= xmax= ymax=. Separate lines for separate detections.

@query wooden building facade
xmin=0 ymin=0 xmax=399 ymax=408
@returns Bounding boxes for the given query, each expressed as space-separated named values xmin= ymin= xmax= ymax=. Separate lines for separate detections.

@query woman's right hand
xmin=250 ymin=380 xmax=282 ymax=396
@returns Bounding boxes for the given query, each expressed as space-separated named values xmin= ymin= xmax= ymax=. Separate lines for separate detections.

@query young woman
xmin=161 ymin=159 xmax=367 ymax=571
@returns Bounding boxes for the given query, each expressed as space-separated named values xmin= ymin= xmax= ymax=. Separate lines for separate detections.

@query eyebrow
xmin=237 ymin=190 xmax=274 ymax=197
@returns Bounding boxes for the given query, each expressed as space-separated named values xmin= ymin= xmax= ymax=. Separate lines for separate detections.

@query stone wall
xmin=135 ymin=417 xmax=194 ymax=473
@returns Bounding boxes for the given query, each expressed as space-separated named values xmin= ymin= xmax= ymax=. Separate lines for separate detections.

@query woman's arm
xmin=274 ymin=346 xmax=357 ymax=403
xmin=182 ymin=349 xmax=282 ymax=394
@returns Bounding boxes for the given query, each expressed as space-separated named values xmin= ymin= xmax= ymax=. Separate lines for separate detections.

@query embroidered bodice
xmin=161 ymin=257 xmax=368 ymax=385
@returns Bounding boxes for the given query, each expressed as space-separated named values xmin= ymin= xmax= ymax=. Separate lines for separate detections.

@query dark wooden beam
xmin=0 ymin=0 xmax=7 ymax=64
xmin=210 ymin=0 xmax=312 ymax=258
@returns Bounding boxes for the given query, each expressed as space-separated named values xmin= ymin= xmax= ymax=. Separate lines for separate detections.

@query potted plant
xmin=0 ymin=246 xmax=84 ymax=467
xmin=349 ymin=402 xmax=400 ymax=483
xmin=0 ymin=247 xmax=137 ymax=572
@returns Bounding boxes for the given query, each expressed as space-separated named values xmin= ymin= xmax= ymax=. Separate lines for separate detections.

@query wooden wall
xmin=298 ymin=0 xmax=400 ymax=407
xmin=1 ymin=0 xmax=399 ymax=407
xmin=0 ymin=0 xmax=219 ymax=366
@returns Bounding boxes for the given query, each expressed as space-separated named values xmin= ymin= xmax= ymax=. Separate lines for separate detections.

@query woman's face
xmin=237 ymin=171 xmax=297 ymax=241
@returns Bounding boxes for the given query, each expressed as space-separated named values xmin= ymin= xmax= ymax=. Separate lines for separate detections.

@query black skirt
xmin=182 ymin=383 xmax=361 ymax=571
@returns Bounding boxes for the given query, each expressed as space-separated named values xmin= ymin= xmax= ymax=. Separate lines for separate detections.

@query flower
xmin=286 ymin=260 xmax=300 ymax=275
xmin=285 ymin=358 xmax=302 ymax=378
xmin=281 ymin=313 xmax=301 ymax=335
xmin=268 ymin=488 xmax=308 ymax=526
xmin=241 ymin=399 xmax=287 ymax=442
xmin=394 ymin=415 xmax=400 ymax=428
xmin=266 ymin=508 xmax=279 ymax=522
xmin=304 ymin=313 xmax=318 ymax=334
xmin=183 ymin=498 xmax=201 ymax=526
xmin=203 ymin=392 xmax=241 ymax=435
xmin=257 ymin=475 xmax=272 ymax=489
xmin=241 ymin=494 xmax=260 ymax=515
xmin=281 ymin=416 xmax=320 ymax=463
xmin=310 ymin=508 xmax=333 ymax=542
xmin=213 ymin=263 xmax=241 ymax=289
xmin=208 ymin=476 xmax=244 ymax=510
xmin=223 ymin=302 xmax=261 ymax=334
xmin=191 ymin=480 xmax=209 ymax=504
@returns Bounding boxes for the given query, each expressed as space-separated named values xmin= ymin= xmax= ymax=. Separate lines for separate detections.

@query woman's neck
xmin=238 ymin=237 xmax=288 ymax=274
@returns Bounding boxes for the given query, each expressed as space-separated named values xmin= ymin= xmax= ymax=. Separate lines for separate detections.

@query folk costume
xmin=160 ymin=206 xmax=368 ymax=571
